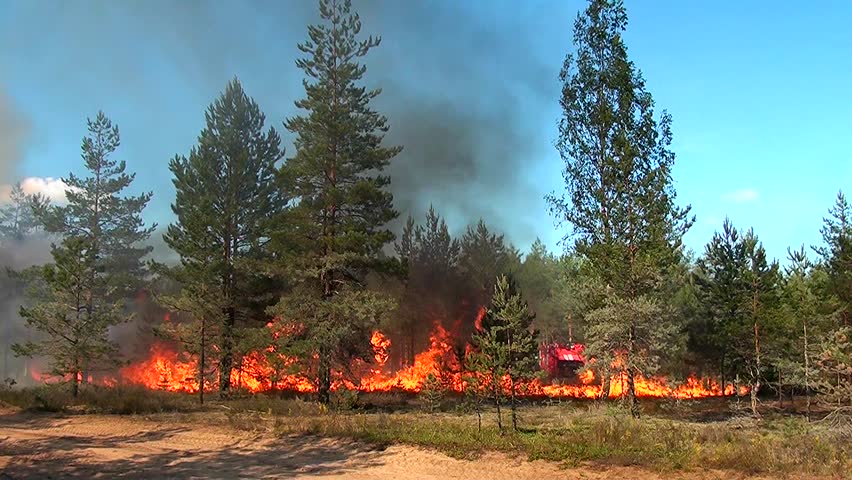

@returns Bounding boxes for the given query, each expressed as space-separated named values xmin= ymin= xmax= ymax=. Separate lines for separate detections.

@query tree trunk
xmin=219 ymin=306 xmax=236 ymax=395
xmin=803 ymin=320 xmax=810 ymax=421
xmin=199 ymin=319 xmax=206 ymax=405
xmin=495 ymin=392 xmax=503 ymax=434
xmin=628 ymin=321 xmax=640 ymax=419
xmin=510 ymin=375 xmax=518 ymax=432
xmin=751 ymin=320 xmax=761 ymax=417
xmin=751 ymin=279 xmax=761 ymax=417
xmin=599 ymin=368 xmax=611 ymax=400
xmin=318 ymin=348 xmax=331 ymax=405
xmin=627 ymin=367 xmax=640 ymax=419
xmin=72 ymin=357 xmax=80 ymax=398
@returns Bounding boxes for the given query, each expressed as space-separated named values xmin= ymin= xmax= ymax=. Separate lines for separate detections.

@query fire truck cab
xmin=539 ymin=342 xmax=586 ymax=380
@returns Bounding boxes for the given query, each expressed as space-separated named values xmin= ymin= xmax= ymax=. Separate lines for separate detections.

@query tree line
xmin=0 ymin=0 xmax=849 ymax=422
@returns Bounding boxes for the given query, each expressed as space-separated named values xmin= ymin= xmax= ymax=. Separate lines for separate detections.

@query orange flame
xmin=83 ymin=316 xmax=747 ymax=400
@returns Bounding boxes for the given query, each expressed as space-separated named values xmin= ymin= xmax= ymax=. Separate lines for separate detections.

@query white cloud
xmin=721 ymin=188 xmax=759 ymax=203
xmin=0 ymin=176 xmax=71 ymax=204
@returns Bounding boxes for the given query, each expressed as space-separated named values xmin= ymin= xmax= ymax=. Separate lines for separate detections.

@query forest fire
xmin=101 ymin=319 xmax=745 ymax=400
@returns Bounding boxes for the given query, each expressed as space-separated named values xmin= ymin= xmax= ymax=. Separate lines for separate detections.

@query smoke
xmin=0 ymin=177 xmax=70 ymax=204
xmin=0 ymin=88 xmax=29 ymax=187
xmin=1 ymin=0 xmax=564 ymax=252
xmin=351 ymin=1 xmax=560 ymax=248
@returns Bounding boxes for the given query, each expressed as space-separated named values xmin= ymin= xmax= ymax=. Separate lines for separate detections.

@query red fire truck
xmin=539 ymin=342 xmax=586 ymax=380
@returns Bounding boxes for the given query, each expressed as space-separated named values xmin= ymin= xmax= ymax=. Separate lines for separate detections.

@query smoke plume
xmin=0 ymin=88 xmax=29 ymax=186
xmin=1 ymin=0 xmax=564 ymax=251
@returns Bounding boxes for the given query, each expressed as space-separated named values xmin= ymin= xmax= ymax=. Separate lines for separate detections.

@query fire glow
xmin=101 ymin=319 xmax=746 ymax=400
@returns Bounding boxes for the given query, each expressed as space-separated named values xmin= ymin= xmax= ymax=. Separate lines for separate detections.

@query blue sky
xmin=0 ymin=0 xmax=850 ymax=262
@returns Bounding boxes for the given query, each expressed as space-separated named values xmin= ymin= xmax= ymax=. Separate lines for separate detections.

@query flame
xmin=371 ymin=331 xmax=391 ymax=366
xmin=120 ymin=343 xmax=199 ymax=392
xmin=45 ymin=312 xmax=746 ymax=400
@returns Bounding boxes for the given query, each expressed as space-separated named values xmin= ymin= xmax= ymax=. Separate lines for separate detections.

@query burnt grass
xmin=1 ymin=385 xmax=850 ymax=477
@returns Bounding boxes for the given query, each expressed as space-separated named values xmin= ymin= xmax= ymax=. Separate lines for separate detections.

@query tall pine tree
xmin=14 ymin=112 xmax=152 ymax=393
xmin=269 ymin=0 xmax=401 ymax=404
xmin=545 ymin=0 xmax=692 ymax=417
xmin=165 ymin=78 xmax=283 ymax=394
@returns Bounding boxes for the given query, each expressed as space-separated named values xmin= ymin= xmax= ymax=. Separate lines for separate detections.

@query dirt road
xmin=0 ymin=409 xmax=780 ymax=479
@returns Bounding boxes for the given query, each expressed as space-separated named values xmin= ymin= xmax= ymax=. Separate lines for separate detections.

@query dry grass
xmin=1 ymin=386 xmax=850 ymax=477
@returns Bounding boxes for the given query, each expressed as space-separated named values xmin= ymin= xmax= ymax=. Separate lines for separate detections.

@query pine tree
xmin=0 ymin=182 xmax=48 ymax=243
xmin=780 ymin=246 xmax=822 ymax=419
xmin=545 ymin=0 xmax=692 ymax=418
xmin=165 ymin=78 xmax=284 ymax=395
xmin=741 ymin=229 xmax=780 ymax=416
xmin=813 ymin=190 xmax=852 ymax=325
xmin=695 ymin=218 xmax=749 ymax=389
xmin=469 ymin=274 xmax=539 ymax=432
xmin=17 ymin=112 xmax=154 ymax=387
xmin=36 ymin=112 xmax=156 ymax=299
xmin=696 ymin=220 xmax=780 ymax=416
xmin=12 ymin=237 xmax=124 ymax=396
xmin=812 ymin=190 xmax=852 ymax=410
xmin=269 ymin=0 xmax=401 ymax=405
xmin=460 ymin=219 xmax=519 ymax=304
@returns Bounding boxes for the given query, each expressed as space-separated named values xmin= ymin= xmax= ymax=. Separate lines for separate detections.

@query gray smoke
xmin=3 ymin=0 xmax=563 ymax=251
xmin=0 ymin=88 xmax=29 ymax=186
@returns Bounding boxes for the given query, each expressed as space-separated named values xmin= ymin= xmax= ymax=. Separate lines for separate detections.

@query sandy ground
xmin=0 ymin=409 xmax=788 ymax=480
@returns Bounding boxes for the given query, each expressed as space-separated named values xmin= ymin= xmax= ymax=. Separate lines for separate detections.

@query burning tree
xmin=269 ymin=0 xmax=401 ymax=404
xmin=545 ymin=0 xmax=693 ymax=418
xmin=469 ymin=274 xmax=539 ymax=432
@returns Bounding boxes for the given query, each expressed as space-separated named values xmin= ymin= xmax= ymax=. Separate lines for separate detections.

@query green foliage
xmin=268 ymin=406 xmax=850 ymax=477
xmin=695 ymin=219 xmax=782 ymax=415
xmin=13 ymin=237 xmax=125 ymax=396
xmin=269 ymin=0 xmax=401 ymax=404
xmin=816 ymin=327 xmax=852 ymax=407
xmin=460 ymin=219 xmax=520 ymax=301
xmin=813 ymin=190 xmax=852 ymax=324
xmin=13 ymin=112 xmax=154 ymax=395
xmin=469 ymin=274 xmax=539 ymax=431
xmin=165 ymin=77 xmax=283 ymax=394
xmin=585 ymin=295 xmax=680 ymax=378
xmin=419 ymin=372 xmax=444 ymax=413
xmin=515 ymin=238 xmax=565 ymax=340
xmin=35 ymin=111 xmax=156 ymax=297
